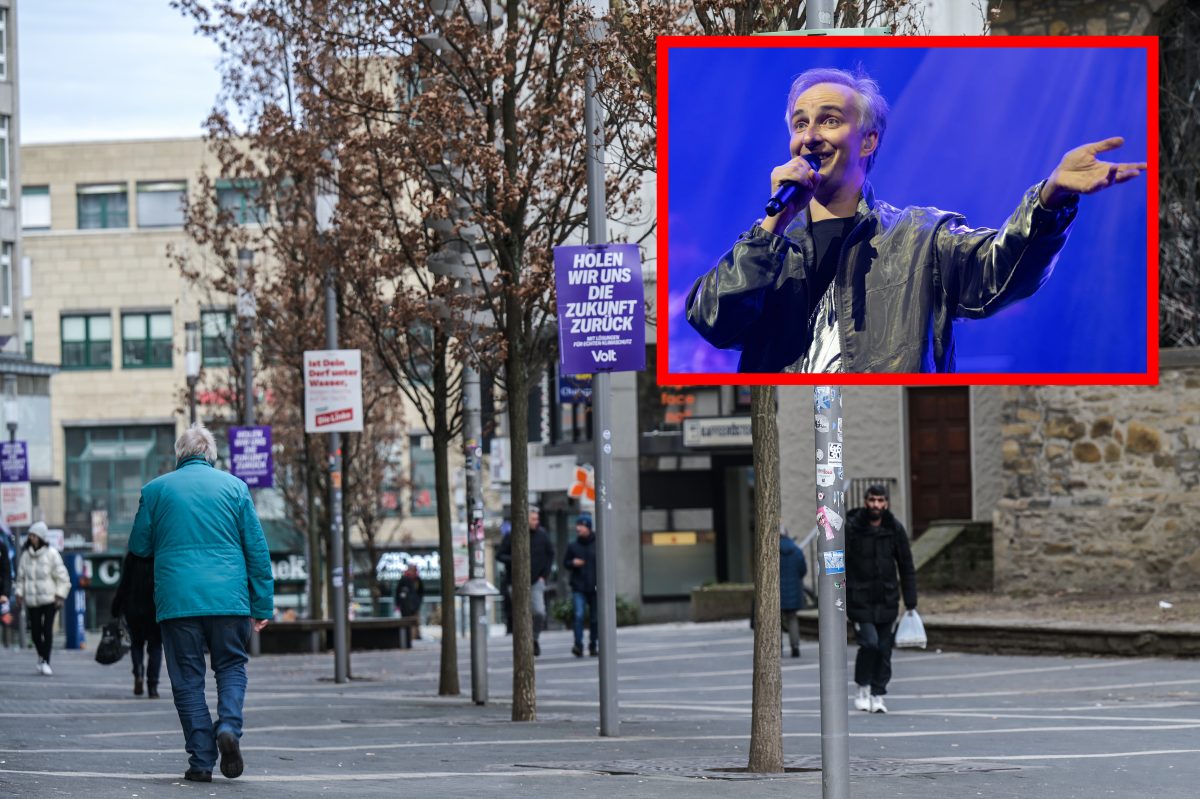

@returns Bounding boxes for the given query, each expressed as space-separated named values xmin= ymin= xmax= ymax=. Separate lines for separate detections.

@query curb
xmin=795 ymin=611 xmax=1200 ymax=658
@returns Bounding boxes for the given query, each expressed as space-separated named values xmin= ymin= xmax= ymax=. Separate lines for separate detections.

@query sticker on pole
xmin=823 ymin=550 xmax=845 ymax=575
xmin=304 ymin=350 xmax=364 ymax=433
xmin=554 ymin=243 xmax=646 ymax=375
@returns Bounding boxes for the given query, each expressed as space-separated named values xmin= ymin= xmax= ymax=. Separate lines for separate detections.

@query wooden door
xmin=907 ymin=387 xmax=973 ymax=538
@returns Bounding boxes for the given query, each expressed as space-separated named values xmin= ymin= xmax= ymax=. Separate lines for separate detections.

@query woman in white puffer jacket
xmin=15 ymin=521 xmax=70 ymax=676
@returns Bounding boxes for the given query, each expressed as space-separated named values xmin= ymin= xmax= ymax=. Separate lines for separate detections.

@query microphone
xmin=765 ymin=153 xmax=822 ymax=217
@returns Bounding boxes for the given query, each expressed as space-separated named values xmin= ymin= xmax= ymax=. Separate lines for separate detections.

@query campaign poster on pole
xmin=0 ymin=441 xmax=31 ymax=527
xmin=554 ymin=243 xmax=645 ymax=375
xmin=304 ymin=350 xmax=364 ymax=433
xmin=229 ymin=426 xmax=274 ymax=488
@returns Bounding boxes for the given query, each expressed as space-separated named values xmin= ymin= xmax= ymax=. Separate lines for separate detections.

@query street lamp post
xmin=3 ymin=375 xmax=16 ymax=443
xmin=316 ymin=149 xmax=349 ymax=684
xmin=3 ymin=374 xmax=24 ymax=651
xmin=184 ymin=322 xmax=201 ymax=425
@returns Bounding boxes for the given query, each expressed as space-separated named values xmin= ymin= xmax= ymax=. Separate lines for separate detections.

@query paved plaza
xmin=2 ymin=620 xmax=1199 ymax=797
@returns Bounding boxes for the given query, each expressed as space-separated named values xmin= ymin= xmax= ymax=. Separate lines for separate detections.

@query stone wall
xmin=989 ymin=0 xmax=1168 ymax=36
xmin=994 ymin=356 xmax=1200 ymax=594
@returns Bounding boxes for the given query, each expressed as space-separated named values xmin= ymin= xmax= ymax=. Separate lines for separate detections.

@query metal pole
xmin=584 ymin=13 xmax=619 ymax=736
xmin=187 ymin=379 xmax=197 ymax=425
xmin=326 ymin=266 xmax=348 ymax=683
xmin=808 ymin=0 xmax=837 ymax=28
xmin=814 ymin=387 xmax=848 ymax=799
xmin=238 ymin=249 xmax=262 ymax=657
xmin=463 ymin=367 xmax=493 ymax=703
xmin=8 ymin=422 xmax=25 ymax=653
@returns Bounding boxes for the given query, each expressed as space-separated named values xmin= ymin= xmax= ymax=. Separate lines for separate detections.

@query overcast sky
xmin=18 ymin=0 xmax=223 ymax=143
xmin=17 ymin=1 xmax=977 ymax=145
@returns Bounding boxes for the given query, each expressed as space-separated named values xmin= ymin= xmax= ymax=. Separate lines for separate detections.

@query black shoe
xmin=791 ymin=646 xmax=801 ymax=659
xmin=571 ymin=644 xmax=583 ymax=657
xmin=184 ymin=769 xmax=212 ymax=782
xmin=217 ymin=731 xmax=244 ymax=779
xmin=134 ymin=677 xmax=144 ymax=696
xmin=588 ymin=644 xmax=598 ymax=657
xmin=147 ymin=684 xmax=160 ymax=699
xmin=533 ymin=640 xmax=541 ymax=657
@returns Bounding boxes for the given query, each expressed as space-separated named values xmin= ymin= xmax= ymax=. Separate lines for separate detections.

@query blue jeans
xmin=161 ymin=616 xmax=251 ymax=771
xmin=573 ymin=591 xmax=598 ymax=649
xmin=853 ymin=620 xmax=895 ymax=696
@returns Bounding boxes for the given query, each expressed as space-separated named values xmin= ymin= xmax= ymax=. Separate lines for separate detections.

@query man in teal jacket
xmin=129 ymin=423 xmax=273 ymax=783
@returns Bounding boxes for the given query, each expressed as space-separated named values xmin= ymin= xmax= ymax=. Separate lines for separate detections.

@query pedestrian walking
xmin=111 ymin=551 xmax=163 ymax=698
xmin=128 ymin=423 xmax=274 ymax=782
xmin=779 ymin=526 xmax=808 ymax=659
xmin=564 ymin=514 xmax=598 ymax=658
xmin=497 ymin=521 xmax=513 ymax=634
xmin=0 ymin=527 xmax=12 ymax=632
xmin=394 ymin=563 xmax=424 ymax=619
xmin=13 ymin=521 xmax=71 ymax=676
xmin=497 ymin=506 xmax=555 ymax=656
xmin=845 ymin=485 xmax=917 ymax=714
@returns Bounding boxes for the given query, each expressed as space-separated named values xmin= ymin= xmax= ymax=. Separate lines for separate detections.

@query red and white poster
xmin=304 ymin=350 xmax=364 ymax=433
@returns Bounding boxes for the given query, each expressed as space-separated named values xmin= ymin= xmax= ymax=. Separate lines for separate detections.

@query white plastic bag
xmin=894 ymin=609 xmax=927 ymax=649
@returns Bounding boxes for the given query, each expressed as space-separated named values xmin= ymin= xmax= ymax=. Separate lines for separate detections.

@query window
xmin=410 ymin=434 xmax=436 ymax=516
xmin=201 ymin=309 xmax=234 ymax=366
xmin=0 ymin=8 xmax=7 ymax=80
xmin=77 ymin=184 xmax=129 ymax=229
xmin=61 ymin=313 xmax=113 ymax=369
xmin=216 ymin=179 xmax=268 ymax=226
xmin=0 ymin=116 xmax=9 ymax=205
xmin=136 ymin=181 xmax=187 ymax=228
xmin=23 ymin=313 xmax=31 ymax=360
xmin=121 ymin=312 xmax=173 ymax=368
xmin=65 ymin=425 xmax=177 ymax=548
xmin=21 ymin=186 xmax=51 ymax=230
xmin=0 ymin=242 xmax=10 ymax=317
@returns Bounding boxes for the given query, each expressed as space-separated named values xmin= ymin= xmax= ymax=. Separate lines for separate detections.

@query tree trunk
xmin=433 ymin=332 xmax=461 ymax=695
xmin=507 ymin=296 xmax=535 ymax=721
xmin=748 ymin=384 xmax=784 ymax=772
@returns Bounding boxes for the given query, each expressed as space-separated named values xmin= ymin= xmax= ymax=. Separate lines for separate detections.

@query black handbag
xmin=95 ymin=619 xmax=131 ymax=665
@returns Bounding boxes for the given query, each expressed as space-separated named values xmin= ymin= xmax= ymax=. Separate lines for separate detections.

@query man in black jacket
xmin=846 ymin=485 xmax=917 ymax=714
xmin=685 ymin=66 xmax=1146 ymax=373
xmin=111 ymin=552 xmax=162 ymax=698
xmin=564 ymin=515 xmax=598 ymax=658
xmin=497 ymin=507 xmax=555 ymax=656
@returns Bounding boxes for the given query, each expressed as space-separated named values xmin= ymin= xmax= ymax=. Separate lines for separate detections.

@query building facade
xmin=20 ymin=138 xmax=455 ymax=619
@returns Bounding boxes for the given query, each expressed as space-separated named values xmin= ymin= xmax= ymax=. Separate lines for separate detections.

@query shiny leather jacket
xmin=685 ymin=181 xmax=1078 ymax=372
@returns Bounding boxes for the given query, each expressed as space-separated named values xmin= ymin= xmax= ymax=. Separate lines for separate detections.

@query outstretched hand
xmin=1041 ymin=137 xmax=1146 ymax=208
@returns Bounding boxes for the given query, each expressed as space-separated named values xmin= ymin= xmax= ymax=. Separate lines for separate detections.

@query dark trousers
xmin=161 ymin=616 xmax=251 ymax=772
xmin=854 ymin=621 xmax=895 ymax=696
xmin=129 ymin=617 xmax=164 ymax=686
xmin=572 ymin=591 xmax=598 ymax=648
xmin=27 ymin=604 xmax=57 ymax=663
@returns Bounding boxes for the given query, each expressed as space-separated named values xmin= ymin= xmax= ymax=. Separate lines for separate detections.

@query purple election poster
xmin=0 ymin=441 xmax=28 ymax=483
xmin=229 ymin=426 xmax=273 ymax=488
xmin=554 ymin=243 xmax=646 ymax=375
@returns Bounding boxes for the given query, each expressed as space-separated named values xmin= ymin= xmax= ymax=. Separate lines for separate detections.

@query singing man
xmin=685 ymin=67 xmax=1146 ymax=373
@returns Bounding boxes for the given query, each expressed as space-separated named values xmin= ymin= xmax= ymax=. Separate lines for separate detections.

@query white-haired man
xmin=686 ymin=66 xmax=1147 ymax=373
xmin=129 ymin=423 xmax=273 ymax=783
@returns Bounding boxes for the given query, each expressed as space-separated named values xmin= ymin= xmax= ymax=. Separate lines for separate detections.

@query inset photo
xmin=658 ymin=36 xmax=1156 ymax=385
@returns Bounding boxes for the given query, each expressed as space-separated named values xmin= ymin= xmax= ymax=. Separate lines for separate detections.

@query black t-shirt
xmin=809 ymin=217 xmax=857 ymax=303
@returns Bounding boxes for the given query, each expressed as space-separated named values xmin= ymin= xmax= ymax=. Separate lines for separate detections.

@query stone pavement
xmin=2 ymin=620 xmax=1199 ymax=798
